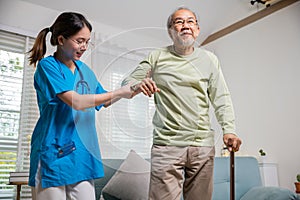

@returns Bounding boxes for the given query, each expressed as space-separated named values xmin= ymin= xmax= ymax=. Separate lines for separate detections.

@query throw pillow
xmin=240 ymin=186 xmax=300 ymax=200
xmin=101 ymin=150 xmax=150 ymax=200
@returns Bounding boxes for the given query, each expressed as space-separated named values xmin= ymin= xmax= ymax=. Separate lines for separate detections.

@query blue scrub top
xmin=29 ymin=55 xmax=106 ymax=188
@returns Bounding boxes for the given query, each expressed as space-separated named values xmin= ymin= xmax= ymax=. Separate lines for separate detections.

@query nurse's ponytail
xmin=28 ymin=27 xmax=51 ymax=67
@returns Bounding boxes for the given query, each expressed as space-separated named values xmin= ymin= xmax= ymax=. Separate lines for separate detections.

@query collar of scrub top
xmin=53 ymin=54 xmax=90 ymax=94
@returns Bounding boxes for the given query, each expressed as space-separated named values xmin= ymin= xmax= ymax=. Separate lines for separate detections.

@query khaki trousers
xmin=149 ymin=145 xmax=215 ymax=200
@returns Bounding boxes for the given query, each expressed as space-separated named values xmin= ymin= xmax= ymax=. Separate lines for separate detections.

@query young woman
xmin=28 ymin=12 xmax=133 ymax=200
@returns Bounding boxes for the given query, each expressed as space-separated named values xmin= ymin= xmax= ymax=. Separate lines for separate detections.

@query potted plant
xmin=259 ymin=149 xmax=266 ymax=156
xmin=257 ymin=149 xmax=267 ymax=163
xmin=295 ymin=174 xmax=300 ymax=193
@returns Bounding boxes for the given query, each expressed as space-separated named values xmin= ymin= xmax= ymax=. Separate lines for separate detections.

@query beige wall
xmin=205 ymin=2 xmax=300 ymax=191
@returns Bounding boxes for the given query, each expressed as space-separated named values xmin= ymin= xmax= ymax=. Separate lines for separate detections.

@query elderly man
xmin=122 ymin=7 xmax=242 ymax=200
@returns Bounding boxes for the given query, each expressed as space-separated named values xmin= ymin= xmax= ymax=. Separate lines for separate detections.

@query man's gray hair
xmin=166 ymin=7 xmax=199 ymax=29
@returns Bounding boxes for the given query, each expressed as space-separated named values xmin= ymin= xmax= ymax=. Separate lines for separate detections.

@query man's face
xmin=169 ymin=9 xmax=200 ymax=47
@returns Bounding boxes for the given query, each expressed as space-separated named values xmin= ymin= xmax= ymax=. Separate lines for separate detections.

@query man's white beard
xmin=179 ymin=37 xmax=194 ymax=47
xmin=170 ymin=29 xmax=195 ymax=47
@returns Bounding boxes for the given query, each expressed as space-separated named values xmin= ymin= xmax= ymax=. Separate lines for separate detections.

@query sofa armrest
xmin=240 ymin=186 xmax=300 ymax=200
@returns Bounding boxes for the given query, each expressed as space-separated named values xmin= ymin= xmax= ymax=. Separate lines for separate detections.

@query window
xmin=0 ymin=30 xmax=36 ymax=199
xmin=92 ymin=41 xmax=155 ymax=159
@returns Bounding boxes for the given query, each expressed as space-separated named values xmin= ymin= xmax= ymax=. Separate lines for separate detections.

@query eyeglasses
xmin=173 ymin=18 xmax=198 ymax=27
xmin=69 ymin=38 xmax=93 ymax=48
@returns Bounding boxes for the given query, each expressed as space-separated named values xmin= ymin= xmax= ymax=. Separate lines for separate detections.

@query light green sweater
xmin=122 ymin=46 xmax=236 ymax=146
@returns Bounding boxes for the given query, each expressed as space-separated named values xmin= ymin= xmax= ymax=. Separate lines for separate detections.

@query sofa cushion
xmin=101 ymin=150 xmax=150 ymax=200
xmin=94 ymin=159 xmax=124 ymax=200
xmin=240 ymin=186 xmax=300 ymax=200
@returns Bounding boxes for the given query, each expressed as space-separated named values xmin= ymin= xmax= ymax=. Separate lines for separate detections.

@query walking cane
xmin=228 ymin=139 xmax=235 ymax=200
xmin=230 ymin=149 xmax=235 ymax=200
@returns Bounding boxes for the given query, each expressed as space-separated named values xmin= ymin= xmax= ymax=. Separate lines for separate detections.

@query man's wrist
xmin=130 ymin=84 xmax=138 ymax=92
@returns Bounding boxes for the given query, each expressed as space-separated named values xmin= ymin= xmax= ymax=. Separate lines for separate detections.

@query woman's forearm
xmin=58 ymin=85 xmax=132 ymax=110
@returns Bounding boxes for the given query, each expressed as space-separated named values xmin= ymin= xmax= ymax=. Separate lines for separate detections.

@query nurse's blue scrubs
xmin=29 ymin=55 xmax=106 ymax=188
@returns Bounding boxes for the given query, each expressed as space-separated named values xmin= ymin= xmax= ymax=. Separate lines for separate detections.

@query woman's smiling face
xmin=60 ymin=25 xmax=91 ymax=60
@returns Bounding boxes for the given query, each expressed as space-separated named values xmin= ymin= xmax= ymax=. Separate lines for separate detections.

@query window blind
xmin=92 ymin=41 xmax=155 ymax=159
xmin=0 ymin=29 xmax=36 ymax=200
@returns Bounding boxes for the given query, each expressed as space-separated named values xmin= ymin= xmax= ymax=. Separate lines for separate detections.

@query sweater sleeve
xmin=121 ymin=51 xmax=159 ymax=86
xmin=207 ymin=52 xmax=236 ymax=135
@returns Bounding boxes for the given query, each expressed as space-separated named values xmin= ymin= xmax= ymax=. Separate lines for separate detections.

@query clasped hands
xmin=130 ymin=70 xmax=160 ymax=97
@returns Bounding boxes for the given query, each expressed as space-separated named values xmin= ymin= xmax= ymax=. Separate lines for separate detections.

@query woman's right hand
xmin=119 ymin=84 xmax=136 ymax=99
